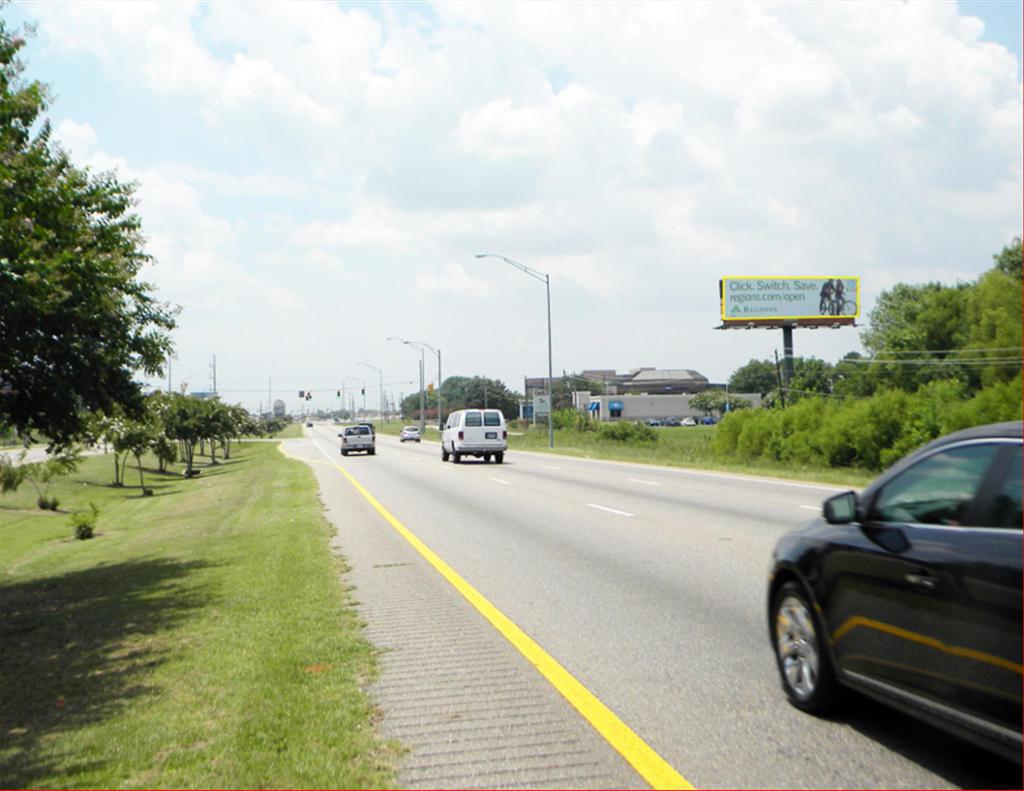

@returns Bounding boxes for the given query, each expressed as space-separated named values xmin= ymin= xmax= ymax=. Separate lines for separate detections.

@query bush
xmin=37 ymin=495 xmax=59 ymax=511
xmin=598 ymin=421 xmax=657 ymax=444
xmin=70 ymin=503 xmax=99 ymax=540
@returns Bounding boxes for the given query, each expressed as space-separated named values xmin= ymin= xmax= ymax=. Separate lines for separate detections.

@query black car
xmin=767 ymin=421 xmax=1022 ymax=762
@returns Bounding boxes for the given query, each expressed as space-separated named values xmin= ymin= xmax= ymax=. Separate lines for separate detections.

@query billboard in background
xmin=720 ymin=277 xmax=859 ymax=322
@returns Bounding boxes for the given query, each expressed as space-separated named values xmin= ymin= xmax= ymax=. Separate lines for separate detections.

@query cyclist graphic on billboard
xmin=818 ymin=279 xmax=835 ymax=314
xmin=832 ymin=279 xmax=846 ymax=315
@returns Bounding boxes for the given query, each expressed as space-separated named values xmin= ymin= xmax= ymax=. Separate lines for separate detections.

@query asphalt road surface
xmin=293 ymin=425 xmax=1020 ymax=789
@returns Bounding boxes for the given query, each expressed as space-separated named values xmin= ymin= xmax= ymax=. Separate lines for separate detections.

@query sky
xmin=6 ymin=0 xmax=1022 ymax=415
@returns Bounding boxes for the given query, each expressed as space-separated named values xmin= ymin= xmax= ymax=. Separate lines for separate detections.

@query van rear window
xmin=483 ymin=411 xmax=501 ymax=426
xmin=464 ymin=411 xmax=482 ymax=427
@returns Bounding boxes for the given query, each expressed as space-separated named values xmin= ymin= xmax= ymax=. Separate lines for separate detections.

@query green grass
xmin=507 ymin=424 xmax=874 ymax=487
xmin=270 ymin=422 xmax=304 ymax=439
xmin=0 ymin=442 xmax=395 ymax=789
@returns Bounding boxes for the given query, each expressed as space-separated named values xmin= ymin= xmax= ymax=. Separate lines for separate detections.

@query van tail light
xmin=458 ymin=430 xmax=464 ymax=440
xmin=503 ymin=430 xmax=507 ymax=439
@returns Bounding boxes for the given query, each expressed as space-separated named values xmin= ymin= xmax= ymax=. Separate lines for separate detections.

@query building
xmin=272 ymin=399 xmax=286 ymax=418
xmin=576 ymin=391 xmax=762 ymax=422
xmin=524 ymin=367 xmax=709 ymax=399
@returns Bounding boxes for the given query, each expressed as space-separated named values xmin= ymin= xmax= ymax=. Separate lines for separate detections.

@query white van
xmin=442 ymin=409 xmax=507 ymax=463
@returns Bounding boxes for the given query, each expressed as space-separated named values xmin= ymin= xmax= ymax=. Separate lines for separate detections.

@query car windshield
xmin=345 ymin=427 xmax=369 ymax=436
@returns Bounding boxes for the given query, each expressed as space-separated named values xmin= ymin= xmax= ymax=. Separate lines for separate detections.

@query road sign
xmin=533 ymin=395 xmax=551 ymax=417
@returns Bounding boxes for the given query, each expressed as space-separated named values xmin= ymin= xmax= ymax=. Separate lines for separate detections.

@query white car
xmin=681 ymin=417 xmax=697 ymax=427
xmin=442 ymin=409 xmax=507 ymax=463
xmin=400 ymin=425 xmax=421 ymax=442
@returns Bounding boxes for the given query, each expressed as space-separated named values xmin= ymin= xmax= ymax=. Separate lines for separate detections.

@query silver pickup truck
xmin=339 ymin=425 xmax=375 ymax=456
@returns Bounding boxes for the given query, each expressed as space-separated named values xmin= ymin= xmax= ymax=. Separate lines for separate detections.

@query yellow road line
xmin=330 ymin=458 xmax=693 ymax=790
xmin=833 ymin=616 xmax=1022 ymax=675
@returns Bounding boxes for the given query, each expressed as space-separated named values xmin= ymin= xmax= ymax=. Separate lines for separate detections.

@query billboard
xmin=720 ymin=277 xmax=859 ymax=322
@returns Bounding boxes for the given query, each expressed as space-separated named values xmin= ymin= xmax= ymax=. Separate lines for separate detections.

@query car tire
xmin=452 ymin=450 xmax=462 ymax=464
xmin=441 ymin=444 xmax=450 ymax=461
xmin=771 ymin=580 xmax=840 ymax=714
xmin=341 ymin=449 xmax=348 ymax=456
xmin=483 ymin=453 xmax=492 ymax=463
xmin=369 ymin=448 xmax=376 ymax=456
xmin=495 ymin=451 xmax=504 ymax=464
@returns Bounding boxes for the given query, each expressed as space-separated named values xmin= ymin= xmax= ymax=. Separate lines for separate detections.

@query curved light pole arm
xmin=474 ymin=253 xmax=554 ymax=449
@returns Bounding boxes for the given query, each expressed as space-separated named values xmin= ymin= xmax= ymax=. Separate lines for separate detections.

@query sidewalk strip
xmin=319 ymin=448 xmax=692 ymax=790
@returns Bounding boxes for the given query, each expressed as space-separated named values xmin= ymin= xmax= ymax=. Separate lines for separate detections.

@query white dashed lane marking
xmin=489 ymin=478 xmax=511 ymax=485
xmin=626 ymin=478 xmax=659 ymax=486
xmin=587 ymin=503 xmax=635 ymax=518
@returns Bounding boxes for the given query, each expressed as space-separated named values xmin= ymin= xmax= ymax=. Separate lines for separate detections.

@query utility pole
xmin=167 ymin=355 xmax=172 ymax=394
xmin=210 ymin=355 xmax=217 ymax=395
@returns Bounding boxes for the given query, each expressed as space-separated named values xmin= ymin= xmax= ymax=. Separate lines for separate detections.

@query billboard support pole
xmin=782 ymin=325 xmax=795 ymax=387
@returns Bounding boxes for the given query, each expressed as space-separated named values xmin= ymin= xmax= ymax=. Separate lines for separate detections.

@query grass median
xmin=0 ymin=441 xmax=395 ymax=789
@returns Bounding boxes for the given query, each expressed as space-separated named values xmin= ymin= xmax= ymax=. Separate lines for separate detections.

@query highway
xmin=293 ymin=424 xmax=1020 ymax=789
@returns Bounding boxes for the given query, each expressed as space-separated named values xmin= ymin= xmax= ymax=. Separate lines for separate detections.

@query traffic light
xmin=361 ymin=388 xmax=365 ymax=396
xmin=298 ymin=390 xmax=304 ymax=398
xmin=306 ymin=391 xmax=313 ymax=401
xmin=336 ymin=390 xmax=341 ymax=397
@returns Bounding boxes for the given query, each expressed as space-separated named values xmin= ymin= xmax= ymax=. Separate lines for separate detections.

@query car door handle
xmin=905 ymin=572 xmax=938 ymax=591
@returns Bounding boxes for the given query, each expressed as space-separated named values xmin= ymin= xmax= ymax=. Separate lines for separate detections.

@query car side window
xmin=990 ymin=445 xmax=1022 ymax=529
xmin=870 ymin=443 xmax=1002 ymax=527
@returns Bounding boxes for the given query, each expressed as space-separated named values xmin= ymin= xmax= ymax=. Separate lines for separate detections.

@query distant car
xmin=699 ymin=416 xmax=717 ymax=425
xmin=339 ymin=425 xmax=375 ymax=456
xmin=681 ymin=417 xmax=697 ymax=427
xmin=305 ymin=421 xmax=313 ymax=427
xmin=767 ymin=421 xmax=1022 ymax=763
xmin=400 ymin=425 xmax=421 ymax=443
xmin=663 ymin=417 xmax=682 ymax=427
xmin=645 ymin=418 xmax=663 ymax=427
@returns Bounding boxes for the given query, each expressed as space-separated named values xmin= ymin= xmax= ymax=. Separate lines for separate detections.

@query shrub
xmin=70 ymin=503 xmax=99 ymax=540
xmin=37 ymin=495 xmax=59 ymax=510
xmin=598 ymin=421 xmax=657 ymax=444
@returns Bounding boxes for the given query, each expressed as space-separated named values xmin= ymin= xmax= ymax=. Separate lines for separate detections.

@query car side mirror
xmin=824 ymin=491 xmax=858 ymax=524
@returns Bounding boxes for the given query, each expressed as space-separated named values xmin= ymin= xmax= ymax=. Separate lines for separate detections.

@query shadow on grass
xmin=0 ymin=558 xmax=216 ymax=787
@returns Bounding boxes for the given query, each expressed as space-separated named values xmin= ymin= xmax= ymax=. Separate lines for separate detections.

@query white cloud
xmin=53 ymin=119 xmax=97 ymax=158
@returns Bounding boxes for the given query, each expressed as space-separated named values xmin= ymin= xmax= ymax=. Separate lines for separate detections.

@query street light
xmin=358 ymin=362 xmax=384 ymax=429
xmin=389 ymin=337 xmax=443 ymax=432
xmin=475 ymin=253 xmax=554 ymax=449
xmin=343 ymin=375 xmax=364 ymax=421
xmin=387 ymin=336 xmax=427 ymax=435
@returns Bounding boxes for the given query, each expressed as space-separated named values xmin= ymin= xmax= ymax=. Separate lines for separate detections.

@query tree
xmin=0 ymin=22 xmax=176 ymax=447
xmin=728 ymin=359 xmax=778 ymax=396
xmin=163 ymin=394 xmax=206 ymax=477
xmin=403 ymin=376 xmax=519 ymax=421
xmin=690 ymin=391 xmax=726 ymax=416
xmin=993 ymin=236 xmax=1022 ymax=280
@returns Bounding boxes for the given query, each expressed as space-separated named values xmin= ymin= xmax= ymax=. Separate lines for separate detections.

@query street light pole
xmin=475 ymin=253 xmax=554 ymax=449
xmin=388 ymin=336 xmax=435 ymax=435
xmin=358 ymin=362 xmax=384 ymax=429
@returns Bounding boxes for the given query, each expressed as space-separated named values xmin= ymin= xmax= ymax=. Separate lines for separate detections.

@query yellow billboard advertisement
xmin=720 ymin=277 xmax=859 ymax=321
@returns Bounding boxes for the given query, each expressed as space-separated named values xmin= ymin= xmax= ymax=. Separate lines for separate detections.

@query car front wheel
xmin=771 ymin=581 xmax=839 ymax=714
